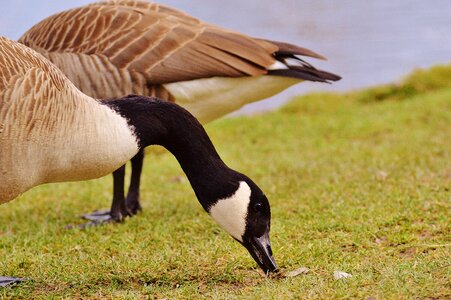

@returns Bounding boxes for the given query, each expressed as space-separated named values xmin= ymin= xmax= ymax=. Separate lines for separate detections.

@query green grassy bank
xmin=1 ymin=65 xmax=450 ymax=299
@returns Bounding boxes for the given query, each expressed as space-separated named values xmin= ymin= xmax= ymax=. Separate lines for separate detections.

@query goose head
xmin=208 ymin=176 xmax=277 ymax=273
xmin=106 ymin=96 xmax=277 ymax=273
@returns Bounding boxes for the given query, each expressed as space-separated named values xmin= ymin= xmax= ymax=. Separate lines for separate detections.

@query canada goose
xmin=0 ymin=36 xmax=276 ymax=285
xmin=19 ymin=0 xmax=340 ymax=222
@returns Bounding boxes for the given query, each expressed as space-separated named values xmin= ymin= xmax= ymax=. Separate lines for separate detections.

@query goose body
xmin=0 ymin=37 xmax=139 ymax=203
xmin=0 ymin=37 xmax=276 ymax=285
xmin=19 ymin=0 xmax=340 ymax=221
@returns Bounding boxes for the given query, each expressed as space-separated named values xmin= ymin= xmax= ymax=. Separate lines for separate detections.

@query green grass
xmin=1 ymin=65 xmax=450 ymax=299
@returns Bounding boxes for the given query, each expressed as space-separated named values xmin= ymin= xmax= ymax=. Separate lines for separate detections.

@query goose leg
xmin=109 ymin=165 xmax=132 ymax=221
xmin=81 ymin=165 xmax=131 ymax=224
xmin=0 ymin=276 xmax=29 ymax=287
xmin=81 ymin=150 xmax=144 ymax=225
xmin=125 ymin=149 xmax=144 ymax=215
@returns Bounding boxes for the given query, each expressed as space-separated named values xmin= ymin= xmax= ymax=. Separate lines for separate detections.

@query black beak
xmin=243 ymin=232 xmax=277 ymax=273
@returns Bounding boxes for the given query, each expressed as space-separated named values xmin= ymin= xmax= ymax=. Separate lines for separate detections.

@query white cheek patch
xmin=209 ymin=181 xmax=251 ymax=242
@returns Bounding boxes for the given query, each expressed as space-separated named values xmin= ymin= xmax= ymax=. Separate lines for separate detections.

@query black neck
xmin=104 ymin=96 xmax=240 ymax=211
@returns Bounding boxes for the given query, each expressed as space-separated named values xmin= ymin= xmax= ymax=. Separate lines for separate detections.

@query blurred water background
xmin=1 ymin=0 xmax=450 ymax=113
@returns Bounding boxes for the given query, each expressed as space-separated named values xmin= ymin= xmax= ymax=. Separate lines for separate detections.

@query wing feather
xmin=19 ymin=1 xmax=279 ymax=84
xmin=19 ymin=0 xmax=340 ymax=102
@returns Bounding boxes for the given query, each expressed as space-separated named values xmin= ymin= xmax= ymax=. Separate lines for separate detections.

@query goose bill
xmin=243 ymin=232 xmax=277 ymax=273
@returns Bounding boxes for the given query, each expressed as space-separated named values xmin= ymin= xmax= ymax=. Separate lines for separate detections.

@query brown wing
xmin=0 ymin=36 xmax=86 ymax=140
xmin=19 ymin=0 xmax=280 ymax=84
xmin=0 ymin=37 xmax=71 ymax=94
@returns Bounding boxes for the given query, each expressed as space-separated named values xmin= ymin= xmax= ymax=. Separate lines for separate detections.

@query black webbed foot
xmin=81 ymin=209 xmax=111 ymax=221
xmin=80 ymin=209 xmax=131 ymax=222
xmin=85 ymin=207 xmax=131 ymax=220
xmin=71 ymin=207 xmax=130 ymax=229
xmin=0 ymin=276 xmax=29 ymax=287
xmin=70 ymin=211 xmax=119 ymax=229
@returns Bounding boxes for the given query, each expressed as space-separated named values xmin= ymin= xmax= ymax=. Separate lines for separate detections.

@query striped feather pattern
xmin=19 ymin=0 xmax=338 ymax=117
xmin=0 ymin=37 xmax=139 ymax=203
xmin=20 ymin=1 xmax=276 ymax=87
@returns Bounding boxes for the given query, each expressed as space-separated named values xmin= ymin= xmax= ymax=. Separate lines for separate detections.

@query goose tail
xmin=264 ymin=39 xmax=342 ymax=83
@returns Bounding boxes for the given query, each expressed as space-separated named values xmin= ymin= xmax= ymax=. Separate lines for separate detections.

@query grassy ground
xmin=1 ymin=65 xmax=450 ymax=299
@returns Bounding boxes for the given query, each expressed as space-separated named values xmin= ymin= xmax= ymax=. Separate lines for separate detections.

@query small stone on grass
xmin=333 ymin=271 xmax=353 ymax=280
xmin=286 ymin=267 xmax=310 ymax=277
xmin=376 ymin=170 xmax=389 ymax=181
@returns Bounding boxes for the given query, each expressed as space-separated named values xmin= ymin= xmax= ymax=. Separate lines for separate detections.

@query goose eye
xmin=254 ymin=203 xmax=263 ymax=212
